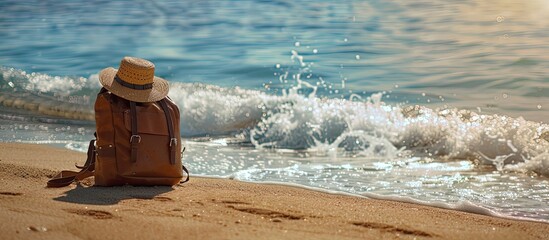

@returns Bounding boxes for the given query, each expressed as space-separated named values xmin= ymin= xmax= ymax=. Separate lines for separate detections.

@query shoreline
xmin=0 ymin=142 xmax=547 ymax=239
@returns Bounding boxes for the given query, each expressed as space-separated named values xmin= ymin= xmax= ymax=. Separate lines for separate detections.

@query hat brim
xmin=99 ymin=67 xmax=169 ymax=103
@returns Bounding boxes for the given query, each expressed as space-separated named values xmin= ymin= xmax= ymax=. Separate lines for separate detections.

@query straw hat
xmin=99 ymin=56 xmax=169 ymax=102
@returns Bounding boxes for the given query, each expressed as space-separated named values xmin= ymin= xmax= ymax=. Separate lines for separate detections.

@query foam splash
xmin=2 ymin=67 xmax=100 ymax=97
xmin=171 ymin=81 xmax=549 ymax=177
xmin=169 ymin=83 xmax=277 ymax=137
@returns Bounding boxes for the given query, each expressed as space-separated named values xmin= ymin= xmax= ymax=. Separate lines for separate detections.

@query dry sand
xmin=0 ymin=142 xmax=547 ymax=240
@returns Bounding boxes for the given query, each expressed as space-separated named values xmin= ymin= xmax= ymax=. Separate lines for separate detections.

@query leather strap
xmin=181 ymin=147 xmax=190 ymax=183
xmin=47 ymin=139 xmax=96 ymax=187
xmin=160 ymin=99 xmax=190 ymax=182
xmin=159 ymin=99 xmax=176 ymax=165
xmin=76 ymin=133 xmax=97 ymax=170
xmin=129 ymin=101 xmax=139 ymax=163
xmin=181 ymin=165 xmax=190 ymax=183
xmin=99 ymin=87 xmax=109 ymax=94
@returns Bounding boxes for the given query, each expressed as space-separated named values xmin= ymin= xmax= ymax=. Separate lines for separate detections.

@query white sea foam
xmin=165 ymin=80 xmax=549 ymax=177
xmin=168 ymin=82 xmax=277 ymax=136
xmin=2 ymin=67 xmax=100 ymax=96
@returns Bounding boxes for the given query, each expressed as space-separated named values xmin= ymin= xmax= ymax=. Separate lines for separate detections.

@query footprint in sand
xmin=351 ymin=221 xmax=434 ymax=237
xmin=64 ymin=209 xmax=114 ymax=219
xmin=219 ymin=199 xmax=305 ymax=222
xmin=0 ymin=191 xmax=23 ymax=196
xmin=153 ymin=196 xmax=173 ymax=202
xmin=131 ymin=196 xmax=173 ymax=202
xmin=219 ymin=200 xmax=250 ymax=205
xmin=227 ymin=206 xmax=303 ymax=221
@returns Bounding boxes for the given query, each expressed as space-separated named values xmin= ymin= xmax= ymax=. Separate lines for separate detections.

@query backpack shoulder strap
xmin=98 ymin=87 xmax=109 ymax=94
xmin=129 ymin=101 xmax=140 ymax=163
xmin=180 ymin=147 xmax=190 ymax=183
xmin=159 ymin=99 xmax=177 ymax=165
xmin=47 ymin=139 xmax=96 ymax=187
xmin=159 ymin=99 xmax=190 ymax=183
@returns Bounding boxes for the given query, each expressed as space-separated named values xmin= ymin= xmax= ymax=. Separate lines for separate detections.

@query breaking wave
xmin=2 ymin=66 xmax=549 ymax=176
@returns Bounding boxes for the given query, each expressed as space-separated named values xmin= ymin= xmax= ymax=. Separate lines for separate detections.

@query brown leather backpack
xmin=47 ymin=88 xmax=189 ymax=187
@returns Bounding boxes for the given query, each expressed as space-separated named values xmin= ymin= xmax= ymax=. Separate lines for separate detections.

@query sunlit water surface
xmin=1 ymin=0 xmax=548 ymax=222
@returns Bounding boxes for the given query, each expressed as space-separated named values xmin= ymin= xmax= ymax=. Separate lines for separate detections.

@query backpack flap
xmin=117 ymin=101 xmax=183 ymax=183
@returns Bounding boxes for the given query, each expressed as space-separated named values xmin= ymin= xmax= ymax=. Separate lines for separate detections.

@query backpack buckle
xmin=170 ymin=138 xmax=178 ymax=147
xmin=130 ymin=135 xmax=141 ymax=144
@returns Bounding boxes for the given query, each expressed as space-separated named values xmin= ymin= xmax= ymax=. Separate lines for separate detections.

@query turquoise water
xmin=1 ymin=0 xmax=549 ymax=222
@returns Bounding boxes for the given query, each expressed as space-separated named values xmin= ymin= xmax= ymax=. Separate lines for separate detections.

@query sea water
xmin=1 ymin=0 xmax=548 ymax=222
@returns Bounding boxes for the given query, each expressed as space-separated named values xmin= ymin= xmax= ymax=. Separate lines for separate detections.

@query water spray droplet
xmin=355 ymin=55 xmax=360 ymax=60
xmin=275 ymin=64 xmax=281 ymax=69
xmin=313 ymin=49 xmax=318 ymax=54
xmin=344 ymin=38 xmax=348 ymax=42
xmin=537 ymin=104 xmax=542 ymax=110
xmin=294 ymin=41 xmax=300 ymax=47
xmin=421 ymin=93 xmax=426 ymax=97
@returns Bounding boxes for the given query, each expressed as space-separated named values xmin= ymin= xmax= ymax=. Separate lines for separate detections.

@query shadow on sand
xmin=53 ymin=184 xmax=175 ymax=205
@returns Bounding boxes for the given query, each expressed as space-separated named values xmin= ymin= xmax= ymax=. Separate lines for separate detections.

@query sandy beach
xmin=0 ymin=142 xmax=547 ymax=240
